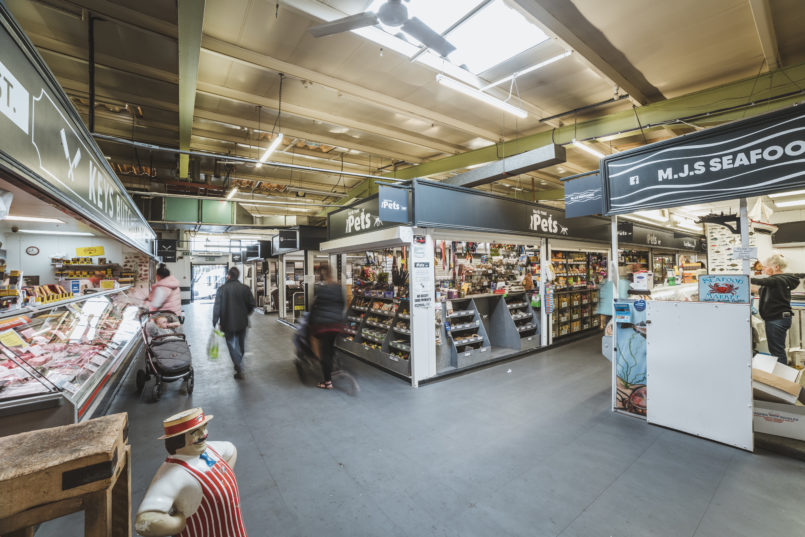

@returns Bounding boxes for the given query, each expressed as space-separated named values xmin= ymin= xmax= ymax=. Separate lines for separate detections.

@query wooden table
xmin=0 ymin=413 xmax=130 ymax=537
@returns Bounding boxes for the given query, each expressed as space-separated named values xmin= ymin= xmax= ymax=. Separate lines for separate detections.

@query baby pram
xmin=136 ymin=310 xmax=194 ymax=402
xmin=293 ymin=312 xmax=359 ymax=395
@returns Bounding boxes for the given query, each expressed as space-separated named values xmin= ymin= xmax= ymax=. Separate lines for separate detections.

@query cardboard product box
xmin=753 ymin=400 xmax=805 ymax=442
xmin=631 ymin=272 xmax=654 ymax=291
xmin=752 ymin=353 xmax=805 ymax=405
xmin=753 ymin=353 xmax=803 ymax=384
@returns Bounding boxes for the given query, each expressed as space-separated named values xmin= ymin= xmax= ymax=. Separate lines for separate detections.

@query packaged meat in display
xmin=0 ymin=289 xmax=142 ymax=409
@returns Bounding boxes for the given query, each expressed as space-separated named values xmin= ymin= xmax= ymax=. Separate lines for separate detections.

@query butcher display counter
xmin=0 ymin=287 xmax=143 ymax=437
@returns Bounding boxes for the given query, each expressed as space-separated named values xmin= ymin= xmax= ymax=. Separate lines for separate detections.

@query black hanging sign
xmin=328 ymin=195 xmax=400 ymax=240
xmin=601 ymin=106 xmax=805 ymax=215
xmin=157 ymin=239 xmax=177 ymax=262
xmin=0 ymin=6 xmax=154 ymax=253
xmin=564 ymin=172 xmax=603 ymax=218
xmin=617 ymin=221 xmax=634 ymax=242
xmin=377 ymin=184 xmax=411 ymax=224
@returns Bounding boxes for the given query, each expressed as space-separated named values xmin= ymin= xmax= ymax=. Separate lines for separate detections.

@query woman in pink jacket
xmin=146 ymin=264 xmax=183 ymax=316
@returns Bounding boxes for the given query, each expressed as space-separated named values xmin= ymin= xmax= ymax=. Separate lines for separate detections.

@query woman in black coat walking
xmin=308 ymin=265 xmax=346 ymax=389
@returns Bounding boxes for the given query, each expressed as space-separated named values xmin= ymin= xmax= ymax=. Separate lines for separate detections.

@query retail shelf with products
xmin=0 ymin=288 xmax=143 ymax=436
xmin=337 ymin=290 xmax=411 ymax=377
xmin=551 ymin=288 xmax=600 ymax=340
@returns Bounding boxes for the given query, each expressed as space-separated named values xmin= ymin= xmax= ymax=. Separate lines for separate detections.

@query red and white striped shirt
xmin=137 ymin=441 xmax=247 ymax=537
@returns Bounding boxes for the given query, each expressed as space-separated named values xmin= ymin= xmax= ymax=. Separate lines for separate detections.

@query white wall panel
xmin=647 ymin=301 xmax=753 ymax=451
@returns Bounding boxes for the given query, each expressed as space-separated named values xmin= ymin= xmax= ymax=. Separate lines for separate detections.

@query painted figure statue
xmin=135 ymin=408 xmax=247 ymax=536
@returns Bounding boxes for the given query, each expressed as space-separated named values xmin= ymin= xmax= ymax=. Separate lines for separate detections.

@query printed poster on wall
xmin=699 ymin=274 xmax=750 ymax=303
xmin=615 ymin=299 xmax=647 ymax=417
xmin=411 ymin=236 xmax=433 ymax=310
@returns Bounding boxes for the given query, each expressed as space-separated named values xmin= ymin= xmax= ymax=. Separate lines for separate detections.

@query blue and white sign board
xmin=699 ymin=274 xmax=750 ymax=303
xmin=614 ymin=302 xmax=632 ymax=323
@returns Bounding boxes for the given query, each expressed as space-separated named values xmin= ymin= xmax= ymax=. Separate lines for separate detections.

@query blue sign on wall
xmin=698 ymin=274 xmax=750 ymax=303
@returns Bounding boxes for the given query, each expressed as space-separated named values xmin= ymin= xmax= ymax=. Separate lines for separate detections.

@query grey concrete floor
xmin=39 ymin=302 xmax=805 ymax=536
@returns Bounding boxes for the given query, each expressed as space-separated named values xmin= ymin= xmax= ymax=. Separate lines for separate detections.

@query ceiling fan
xmin=308 ymin=0 xmax=456 ymax=58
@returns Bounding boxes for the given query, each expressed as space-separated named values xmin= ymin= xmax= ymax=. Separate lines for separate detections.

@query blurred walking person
xmin=308 ymin=266 xmax=345 ymax=389
xmin=213 ymin=267 xmax=255 ymax=379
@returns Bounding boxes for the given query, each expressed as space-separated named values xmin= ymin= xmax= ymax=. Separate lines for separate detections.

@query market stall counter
xmin=0 ymin=287 xmax=142 ymax=436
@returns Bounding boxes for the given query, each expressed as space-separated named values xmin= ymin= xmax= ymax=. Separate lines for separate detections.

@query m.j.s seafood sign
xmin=601 ymin=106 xmax=805 ymax=215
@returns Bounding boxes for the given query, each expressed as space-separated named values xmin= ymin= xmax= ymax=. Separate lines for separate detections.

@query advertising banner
xmin=76 ymin=246 xmax=105 ymax=257
xmin=601 ymin=106 xmax=805 ymax=215
xmin=699 ymin=274 xmax=750 ymax=303
xmin=0 ymin=7 xmax=153 ymax=253
xmin=615 ymin=298 xmax=647 ymax=417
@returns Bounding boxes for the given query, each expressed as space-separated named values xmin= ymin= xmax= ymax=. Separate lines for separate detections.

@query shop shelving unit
xmin=552 ymin=288 xmax=600 ymax=339
xmin=549 ymin=249 xmax=603 ymax=340
xmin=337 ymin=292 xmax=411 ymax=376
xmin=503 ymin=292 xmax=540 ymax=349
xmin=619 ymin=249 xmax=649 ymax=269
xmin=443 ymin=297 xmax=491 ymax=369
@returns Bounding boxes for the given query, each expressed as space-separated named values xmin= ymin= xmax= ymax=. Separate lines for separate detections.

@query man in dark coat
xmin=213 ymin=267 xmax=256 ymax=379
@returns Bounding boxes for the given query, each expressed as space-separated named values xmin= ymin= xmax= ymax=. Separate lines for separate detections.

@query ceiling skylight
xmin=447 ymin=1 xmax=548 ymax=74
xmin=358 ymin=0 xmax=550 ymax=78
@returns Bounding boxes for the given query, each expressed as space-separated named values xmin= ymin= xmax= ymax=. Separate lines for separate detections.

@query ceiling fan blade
xmin=401 ymin=17 xmax=456 ymax=57
xmin=308 ymin=12 xmax=379 ymax=37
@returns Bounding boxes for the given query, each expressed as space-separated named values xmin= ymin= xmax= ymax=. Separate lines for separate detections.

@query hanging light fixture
xmin=255 ymin=105 xmax=263 ymax=168
xmin=260 ymin=73 xmax=285 ymax=164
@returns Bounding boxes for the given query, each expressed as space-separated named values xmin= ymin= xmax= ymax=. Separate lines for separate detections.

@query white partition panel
xmin=647 ymin=301 xmax=753 ymax=451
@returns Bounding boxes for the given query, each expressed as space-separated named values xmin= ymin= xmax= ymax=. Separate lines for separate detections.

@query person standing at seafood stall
xmin=751 ymin=254 xmax=803 ymax=364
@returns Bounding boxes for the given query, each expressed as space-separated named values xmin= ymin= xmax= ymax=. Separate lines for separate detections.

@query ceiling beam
xmin=195 ymin=81 xmax=463 ymax=155
xmin=748 ymin=0 xmax=780 ymax=70
xmin=177 ymin=0 xmax=205 ymax=178
xmin=385 ymin=61 xmax=805 ymax=182
xmin=511 ymin=0 xmax=664 ymax=106
xmin=200 ymin=36 xmax=501 ymax=142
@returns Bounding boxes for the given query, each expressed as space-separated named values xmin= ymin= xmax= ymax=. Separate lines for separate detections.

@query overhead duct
xmin=443 ymin=144 xmax=566 ymax=188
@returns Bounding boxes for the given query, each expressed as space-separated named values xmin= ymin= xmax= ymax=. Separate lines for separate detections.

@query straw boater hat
xmin=159 ymin=408 xmax=214 ymax=439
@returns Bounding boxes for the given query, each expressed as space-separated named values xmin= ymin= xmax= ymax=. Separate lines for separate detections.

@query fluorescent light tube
xmin=18 ymin=230 xmax=93 ymax=236
xmin=774 ymin=199 xmax=805 ymax=208
xmin=481 ymin=51 xmax=572 ymax=90
xmin=769 ymin=189 xmax=805 ymax=199
xmin=226 ymin=188 xmax=238 ymax=200
xmin=620 ymin=214 xmax=665 ymax=227
xmin=5 ymin=215 xmax=65 ymax=223
xmin=676 ymin=221 xmax=703 ymax=232
xmin=259 ymin=133 xmax=284 ymax=163
xmin=635 ymin=210 xmax=667 ymax=222
xmin=436 ymin=74 xmax=527 ymax=118
xmin=572 ymin=140 xmax=605 ymax=159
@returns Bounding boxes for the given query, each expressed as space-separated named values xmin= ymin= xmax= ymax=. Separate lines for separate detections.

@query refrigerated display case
xmin=0 ymin=288 xmax=142 ymax=436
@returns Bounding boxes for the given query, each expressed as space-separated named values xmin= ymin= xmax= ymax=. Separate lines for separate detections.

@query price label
xmin=733 ymin=247 xmax=758 ymax=259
